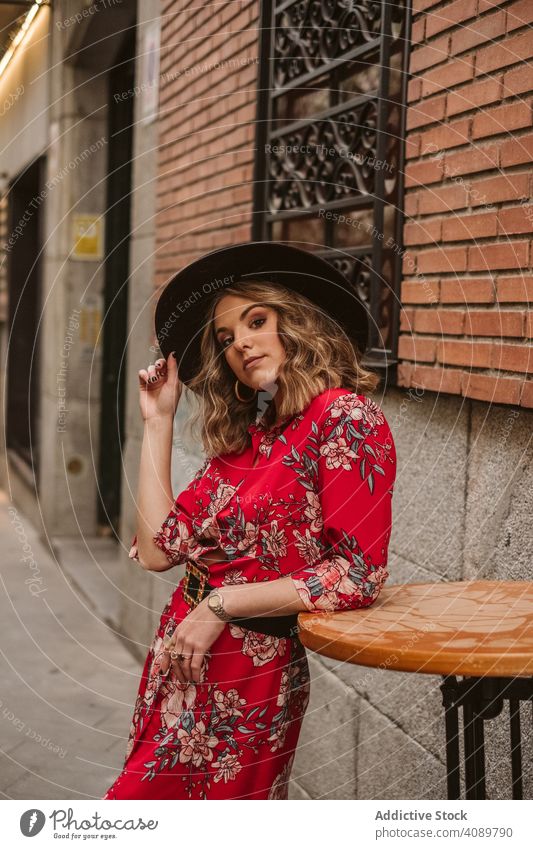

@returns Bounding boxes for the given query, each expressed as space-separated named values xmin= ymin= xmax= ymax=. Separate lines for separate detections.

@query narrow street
xmin=0 ymin=491 xmax=141 ymax=799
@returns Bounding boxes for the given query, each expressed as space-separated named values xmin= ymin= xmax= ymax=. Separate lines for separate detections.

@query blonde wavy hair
xmin=182 ymin=280 xmax=379 ymax=458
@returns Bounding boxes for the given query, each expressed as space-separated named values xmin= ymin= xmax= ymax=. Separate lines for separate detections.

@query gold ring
xmin=170 ymin=650 xmax=179 ymax=660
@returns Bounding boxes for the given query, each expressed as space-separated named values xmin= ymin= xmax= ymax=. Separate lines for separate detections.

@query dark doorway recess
xmin=97 ymin=28 xmax=136 ymax=534
xmin=5 ymin=154 xmax=46 ymax=488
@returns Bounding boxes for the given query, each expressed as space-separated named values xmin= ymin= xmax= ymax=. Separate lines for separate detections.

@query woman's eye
xmin=219 ymin=317 xmax=265 ymax=349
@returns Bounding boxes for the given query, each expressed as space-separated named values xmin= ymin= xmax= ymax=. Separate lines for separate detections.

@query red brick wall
xmin=155 ymin=0 xmax=260 ymax=286
xmin=399 ymin=0 xmax=533 ymax=407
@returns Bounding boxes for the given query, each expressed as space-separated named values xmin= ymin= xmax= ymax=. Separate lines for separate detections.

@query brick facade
xmin=400 ymin=0 xmax=533 ymax=407
xmin=133 ymin=1 xmax=533 ymax=802
xmin=155 ymin=0 xmax=260 ymax=286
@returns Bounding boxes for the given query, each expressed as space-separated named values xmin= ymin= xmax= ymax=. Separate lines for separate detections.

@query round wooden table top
xmin=296 ymin=580 xmax=533 ymax=677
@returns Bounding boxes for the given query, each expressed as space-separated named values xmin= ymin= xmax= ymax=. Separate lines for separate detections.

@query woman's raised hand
xmin=138 ymin=352 xmax=183 ymax=421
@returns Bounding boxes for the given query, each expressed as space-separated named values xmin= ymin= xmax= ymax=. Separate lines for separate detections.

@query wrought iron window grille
xmin=252 ymin=0 xmax=413 ymax=379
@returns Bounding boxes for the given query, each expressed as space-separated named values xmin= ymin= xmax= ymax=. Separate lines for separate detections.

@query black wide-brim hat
xmin=154 ymin=241 xmax=369 ymax=389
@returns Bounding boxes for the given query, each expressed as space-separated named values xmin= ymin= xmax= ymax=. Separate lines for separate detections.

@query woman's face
xmin=213 ymin=294 xmax=285 ymax=390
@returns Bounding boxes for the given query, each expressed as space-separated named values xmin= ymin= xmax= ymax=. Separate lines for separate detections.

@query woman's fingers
xmin=160 ymin=645 xmax=170 ymax=675
xmin=171 ymin=643 xmax=193 ymax=684
xmin=162 ymin=636 xmax=190 ymax=685
xmin=138 ymin=358 xmax=167 ymax=389
xmin=190 ymin=651 xmax=204 ymax=685
xmin=176 ymin=650 xmax=194 ymax=684
xmin=147 ymin=360 xmax=165 ymax=380
xmin=172 ymin=656 xmax=189 ymax=686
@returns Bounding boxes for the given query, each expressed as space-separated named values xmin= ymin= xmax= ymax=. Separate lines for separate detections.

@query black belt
xmin=182 ymin=561 xmax=300 ymax=639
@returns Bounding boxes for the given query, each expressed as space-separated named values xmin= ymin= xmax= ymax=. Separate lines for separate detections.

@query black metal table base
xmin=440 ymin=675 xmax=533 ymax=799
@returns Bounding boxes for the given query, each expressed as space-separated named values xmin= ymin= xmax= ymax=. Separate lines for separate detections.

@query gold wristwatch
xmin=207 ymin=590 xmax=233 ymax=622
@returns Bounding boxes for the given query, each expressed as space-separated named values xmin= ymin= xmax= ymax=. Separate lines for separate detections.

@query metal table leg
xmin=441 ymin=675 xmax=461 ymax=799
xmin=440 ymin=675 xmax=533 ymax=800
xmin=509 ymin=699 xmax=523 ymax=800
xmin=463 ymin=696 xmax=486 ymax=798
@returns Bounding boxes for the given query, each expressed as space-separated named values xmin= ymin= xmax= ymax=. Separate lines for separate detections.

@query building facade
xmin=0 ymin=0 xmax=531 ymax=799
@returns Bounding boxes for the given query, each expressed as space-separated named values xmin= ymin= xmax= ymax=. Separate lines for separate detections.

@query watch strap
xmin=208 ymin=590 xmax=233 ymax=622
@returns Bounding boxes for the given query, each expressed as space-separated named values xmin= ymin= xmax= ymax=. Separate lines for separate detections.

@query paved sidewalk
xmin=0 ymin=490 xmax=142 ymax=799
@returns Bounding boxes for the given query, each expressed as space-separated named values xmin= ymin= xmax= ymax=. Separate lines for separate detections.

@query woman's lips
xmin=244 ymin=355 xmax=265 ymax=370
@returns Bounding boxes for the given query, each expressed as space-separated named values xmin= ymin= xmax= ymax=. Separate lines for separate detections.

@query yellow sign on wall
xmin=72 ymin=214 xmax=104 ymax=260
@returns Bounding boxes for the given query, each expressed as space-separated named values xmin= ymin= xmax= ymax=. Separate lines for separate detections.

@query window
xmin=253 ymin=0 xmax=412 ymax=376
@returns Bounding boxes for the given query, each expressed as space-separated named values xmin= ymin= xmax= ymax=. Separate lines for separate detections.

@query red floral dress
xmin=103 ymin=388 xmax=396 ymax=800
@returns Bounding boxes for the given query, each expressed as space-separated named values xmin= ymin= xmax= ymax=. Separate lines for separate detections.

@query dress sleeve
xmin=289 ymin=393 xmax=396 ymax=613
xmin=128 ymin=457 xmax=210 ymax=566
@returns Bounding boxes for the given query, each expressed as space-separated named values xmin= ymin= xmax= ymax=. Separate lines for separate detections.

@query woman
xmin=103 ymin=242 xmax=396 ymax=800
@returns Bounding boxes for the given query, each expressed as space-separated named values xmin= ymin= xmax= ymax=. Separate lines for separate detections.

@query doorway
xmin=97 ymin=29 xmax=136 ymax=534
xmin=5 ymin=155 xmax=45 ymax=489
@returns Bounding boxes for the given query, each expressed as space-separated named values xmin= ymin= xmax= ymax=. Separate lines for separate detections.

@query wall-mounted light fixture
xmin=0 ymin=0 xmax=45 ymax=78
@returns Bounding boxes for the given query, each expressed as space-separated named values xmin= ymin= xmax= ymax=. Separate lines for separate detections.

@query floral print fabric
xmin=103 ymin=388 xmax=396 ymax=799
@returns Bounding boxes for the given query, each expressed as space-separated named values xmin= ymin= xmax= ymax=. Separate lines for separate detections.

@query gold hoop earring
xmin=234 ymin=379 xmax=257 ymax=402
